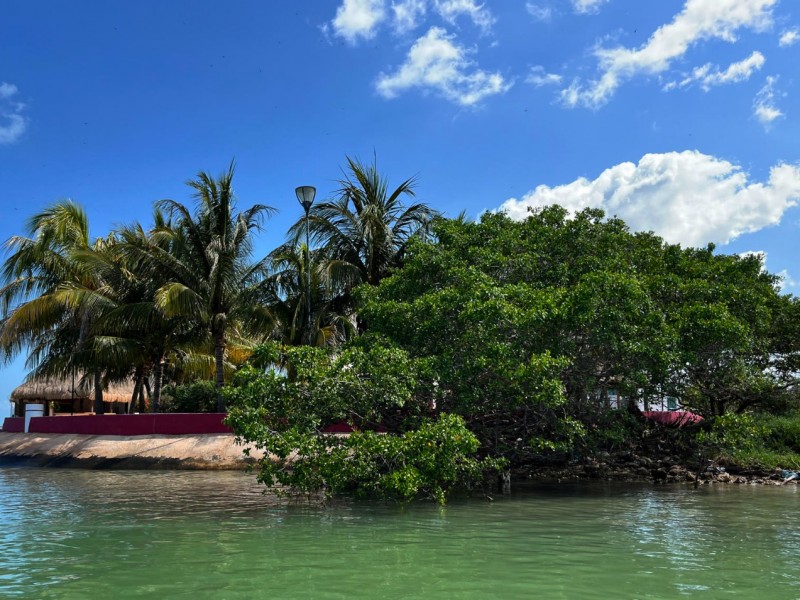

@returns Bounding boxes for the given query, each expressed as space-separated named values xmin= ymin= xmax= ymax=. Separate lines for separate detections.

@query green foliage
xmin=697 ymin=413 xmax=768 ymax=454
xmin=255 ymin=242 xmax=357 ymax=347
xmin=225 ymin=344 xmax=501 ymax=503
xmin=581 ymin=409 xmax=642 ymax=453
xmin=763 ymin=412 xmax=800 ymax=454
xmin=159 ymin=381 xmax=218 ymax=413
xmin=360 ymin=208 xmax=799 ymax=453
xmin=697 ymin=412 xmax=800 ymax=470
xmin=4 ymin=163 xmax=800 ymax=498
xmin=358 ymin=209 xmax=678 ymax=466
xmin=225 ymin=340 xmax=422 ymax=433
xmin=696 ymin=412 xmax=800 ymax=469
xmin=241 ymin=413 xmax=503 ymax=504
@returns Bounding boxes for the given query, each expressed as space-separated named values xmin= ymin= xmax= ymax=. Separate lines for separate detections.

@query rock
xmin=652 ymin=468 xmax=668 ymax=481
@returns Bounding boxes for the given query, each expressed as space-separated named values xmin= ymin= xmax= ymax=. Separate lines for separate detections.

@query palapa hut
xmin=10 ymin=376 xmax=135 ymax=417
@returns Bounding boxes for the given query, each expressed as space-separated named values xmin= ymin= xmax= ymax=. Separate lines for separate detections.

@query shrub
xmin=159 ymin=381 xmax=218 ymax=413
xmin=224 ymin=342 xmax=503 ymax=503
xmin=247 ymin=413 xmax=504 ymax=504
xmin=697 ymin=411 xmax=800 ymax=469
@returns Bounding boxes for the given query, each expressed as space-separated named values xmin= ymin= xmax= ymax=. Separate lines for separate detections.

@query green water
xmin=1 ymin=468 xmax=799 ymax=599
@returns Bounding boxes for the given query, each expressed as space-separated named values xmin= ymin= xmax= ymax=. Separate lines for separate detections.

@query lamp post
xmin=295 ymin=185 xmax=316 ymax=346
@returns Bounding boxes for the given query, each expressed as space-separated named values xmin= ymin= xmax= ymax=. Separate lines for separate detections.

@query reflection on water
xmin=1 ymin=469 xmax=799 ymax=599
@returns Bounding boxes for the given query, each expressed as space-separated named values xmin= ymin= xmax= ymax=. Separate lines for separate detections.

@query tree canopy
xmin=3 ymin=162 xmax=798 ymax=502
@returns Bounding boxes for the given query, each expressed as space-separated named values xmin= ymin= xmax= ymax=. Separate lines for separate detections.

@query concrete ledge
xmin=0 ymin=431 xmax=265 ymax=470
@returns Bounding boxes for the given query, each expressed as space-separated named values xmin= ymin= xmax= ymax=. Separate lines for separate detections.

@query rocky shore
xmin=526 ymin=450 xmax=792 ymax=485
xmin=1 ymin=432 xmax=794 ymax=487
xmin=0 ymin=431 xmax=264 ymax=469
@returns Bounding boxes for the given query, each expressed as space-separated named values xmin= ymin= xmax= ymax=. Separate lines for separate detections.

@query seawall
xmin=0 ymin=432 xmax=265 ymax=470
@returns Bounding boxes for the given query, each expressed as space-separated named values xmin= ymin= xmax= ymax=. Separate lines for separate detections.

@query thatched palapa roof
xmin=10 ymin=376 xmax=134 ymax=404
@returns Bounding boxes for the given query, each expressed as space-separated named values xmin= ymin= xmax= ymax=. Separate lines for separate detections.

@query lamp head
xmin=295 ymin=186 xmax=316 ymax=212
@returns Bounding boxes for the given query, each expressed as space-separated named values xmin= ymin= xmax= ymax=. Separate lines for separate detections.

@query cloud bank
xmin=499 ymin=150 xmax=800 ymax=247
xmin=376 ymin=27 xmax=511 ymax=105
xmin=561 ymin=0 xmax=777 ymax=107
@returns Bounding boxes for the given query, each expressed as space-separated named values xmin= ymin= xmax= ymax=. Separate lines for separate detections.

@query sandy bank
xmin=0 ymin=431 xmax=265 ymax=470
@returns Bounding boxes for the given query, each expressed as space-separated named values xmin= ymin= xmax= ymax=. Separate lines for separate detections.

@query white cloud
xmin=572 ymin=0 xmax=609 ymax=15
xmin=527 ymin=66 xmax=562 ymax=86
xmin=376 ymin=27 xmax=512 ymax=105
xmin=561 ymin=0 xmax=777 ymax=108
xmin=498 ymin=151 xmax=800 ymax=247
xmin=330 ymin=0 xmax=494 ymax=39
xmin=0 ymin=82 xmax=19 ymax=99
xmin=0 ymin=82 xmax=27 ymax=145
xmin=754 ymin=75 xmax=784 ymax=127
xmin=526 ymin=3 xmax=553 ymax=22
xmin=432 ymin=0 xmax=494 ymax=32
xmin=779 ymin=28 xmax=799 ymax=47
xmin=332 ymin=0 xmax=386 ymax=43
xmin=392 ymin=0 xmax=428 ymax=33
xmin=669 ymin=51 xmax=765 ymax=91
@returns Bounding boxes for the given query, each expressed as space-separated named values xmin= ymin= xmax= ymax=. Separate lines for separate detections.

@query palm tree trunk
xmin=141 ymin=378 xmax=151 ymax=413
xmin=214 ymin=330 xmax=226 ymax=412
xmin=129 ymin=366 xmax=143 ymax=414
xmin=93 ymin=368 xmax=105 ymax=414
xmin=151 ymin=358 xmax=164 ymax=413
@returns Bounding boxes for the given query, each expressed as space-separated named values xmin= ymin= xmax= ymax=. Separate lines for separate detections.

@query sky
xmin=1 ymin=0 xmax=799 ymax=413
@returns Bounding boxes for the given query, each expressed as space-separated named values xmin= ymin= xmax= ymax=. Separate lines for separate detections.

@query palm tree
xmin=0 ymin=200 xmax=113 ymax=413
xmin=83 ymin=219 xmax=212 ymax=413
xmin=146 ymin=161 xmax=275 ymax=411
xmin=289 ymin=156 xmax=437 ymax=293
xmin=256 ymin=242 xmax=357 ymax=347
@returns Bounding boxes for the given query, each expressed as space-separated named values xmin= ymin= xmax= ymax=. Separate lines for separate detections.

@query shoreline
xmin=0 ymin=431 xmax=263 ymax=470
xmin=1 ymin=432 xmax=792 ymax=487
xmin=519 ymin=450 xmax=789 ymax=486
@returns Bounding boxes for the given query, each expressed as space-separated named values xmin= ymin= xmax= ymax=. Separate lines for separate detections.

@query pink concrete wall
xmin=643 ymin=411 xmax=702 ymax=427
xmin=3 ymin=413 xmax=232 ymax=436
xmin=2 ymin=417 xmax=24 ymax=432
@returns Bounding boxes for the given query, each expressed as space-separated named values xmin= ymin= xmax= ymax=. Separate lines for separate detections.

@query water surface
xmin=1 ymin=468 xmax=798 ymax=599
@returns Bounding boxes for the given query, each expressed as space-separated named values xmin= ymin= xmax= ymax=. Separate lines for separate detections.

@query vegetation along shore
xmin=2 ymin=157 xmax=799 ymax=503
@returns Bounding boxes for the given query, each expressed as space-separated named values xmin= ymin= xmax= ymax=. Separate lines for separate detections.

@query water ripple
xmin=2 ymin=470 xmax=799 ymax=598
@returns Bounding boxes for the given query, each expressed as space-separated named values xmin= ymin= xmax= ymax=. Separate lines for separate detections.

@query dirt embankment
xmin=0 ymin=432 xmax=265 ymax=470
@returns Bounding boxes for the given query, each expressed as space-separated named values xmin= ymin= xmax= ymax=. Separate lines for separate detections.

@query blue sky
xmin=1 ymin=0 xmax=799 ymax=413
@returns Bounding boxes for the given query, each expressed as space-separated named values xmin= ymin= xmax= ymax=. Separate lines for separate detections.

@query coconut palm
xmin=289 ymin=156 xmax=437 ymax=293
xmin=145 ymin=161 xmax=275 ymax=411
xmin=256 ymin=242 xmax=357 ymax=347
xmin=0 ymin=200 xmax=113 ymax=412
xmin=83 ymin=219 xmax=214 ymax=412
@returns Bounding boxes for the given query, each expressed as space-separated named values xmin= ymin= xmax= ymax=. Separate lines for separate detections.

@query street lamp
xmin=295 ymin=185 xmax=316 ymax=346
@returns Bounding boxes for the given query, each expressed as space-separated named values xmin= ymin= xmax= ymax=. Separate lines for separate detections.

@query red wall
xmin=2 ymin=418 xmax=24 ymax=433
xmin=643 ymin=411 xmax=702 ymax=427
xmin=2 ymin=413 xmax=232 ymax=436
